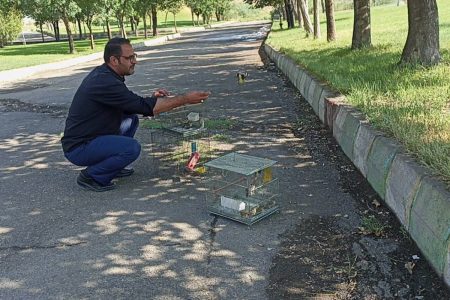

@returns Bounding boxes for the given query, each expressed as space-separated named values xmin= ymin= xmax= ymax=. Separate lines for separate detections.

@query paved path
xmin=0 ymin=23 xmax=448 ymax=299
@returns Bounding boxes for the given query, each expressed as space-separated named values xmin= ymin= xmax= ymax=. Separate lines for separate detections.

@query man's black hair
xmin=104 ymin=37 xmax=131 ymax=63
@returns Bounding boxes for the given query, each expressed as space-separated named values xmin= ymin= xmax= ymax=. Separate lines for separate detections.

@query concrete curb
xmin=263 ymin=43 xmax=450 ymax=287
xmin=0 ymin=33 xmax=183 ymax=84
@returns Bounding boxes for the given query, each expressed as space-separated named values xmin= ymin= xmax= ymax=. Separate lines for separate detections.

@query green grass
xmin=211 ymin=133 xmax=232 ymax=142
xmin=204 ymin=118 xmax=237 ymax=130
xmin=140 ymin=119 xmax=164 ymax=129
xmin=267 ymin=0 xmax=450 ymax=184
xmin=0 ymin=6 xmax=202 ymax=71
xmin=0 ymin=3 xmax=271 ymax=71
xmin=360 ymin=215 xmax=389 ymax=237
xmin=0 ymin=36 xmax=150 ymax=71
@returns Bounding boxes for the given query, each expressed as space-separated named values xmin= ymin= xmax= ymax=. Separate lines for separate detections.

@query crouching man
xmin=61 ymin=37 xmax=210 ymax=191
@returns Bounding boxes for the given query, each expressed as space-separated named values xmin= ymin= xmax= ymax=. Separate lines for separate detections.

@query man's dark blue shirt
xmin=61 ymin=64 xmax=157 ymax=152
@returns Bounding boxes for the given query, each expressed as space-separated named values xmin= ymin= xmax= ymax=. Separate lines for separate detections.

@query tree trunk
xmin=313 ymin=0 xmax=320 ymax=38
xmin=321 ymin=0 xmax=325 ymax=13
xmin=325 ymin=0 xmax=336 ymax=42
xmin=143 ymin=13 xmax=148 ymax=38
xmin=283 ymin=0 xmax=293 ymax=28
xmin=87 ymin=22 xmax=94 ymax=49
xmin=400 ymin=0 xmax=440 ymax=66
xmin=296 ymin=0 xmax=303 ymax=28
xmin=299 ymin=0 xmax=313 ymax=36
xmin=151 ymin=5 xmax=158 ymax=36
xmin=62 ymin=16 xmax=75 ymax=54
xmin=284 ymin=0 xmax=295 ymax=29
xmin=191 ymin=10 xmax=195 ymax=25
xmin=106 ymin=18 xmax=112 ymax=40
xmin=165 ymin=11 xmax=168 ymax=24
xmin=118 ymin=15 xmax=127 ymax=38
xmin=291 ymin=1 xmax=300 ymax=25
xmin=53 ymin=21 xmax=59 ymax=41
xmin=351 ymin=0 xmax=371 ymax=49
xmin=134 ymin=17 xmax=138 ymax=36
xmin=173 ymin=14 xmax=177 ymax=33
xmin=40 ymin=22 xmax=45 ymax=42
xmin=77 ymin=18 xmax=82 ymax=40
xmin=130 ymin=17 xmax=134 ymax=32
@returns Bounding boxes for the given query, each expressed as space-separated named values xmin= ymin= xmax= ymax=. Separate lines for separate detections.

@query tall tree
xmin=325 ymin=0 xmax=335 ymax=42
xmin=113 ymin=0 xmax=136 ymax=38
xmin=400 ymin=0 xmax=440 ymax=66
xmin=296 ymin=0 xmax=302 ymax=28
xmin=213 ymin=0 xmax=231 ymax=21
xmin=298 ymin=0 xmax=312 ymax=36
xmin=313 ymin=0 xmax=320 ymax=38
xmin=0 ymin=8 xmax=22 ymax=48
xmin=151 ymin=3 xmax=157 ymax=35
xmin=51 ymin=0 xmax=80 ymax=53
xmin=284 ymin=0 xmax=294 ymax=28
xmin=76 ymin=0 xmax=101 ymax=49
xmin=100 ymin=0 xmax=114 ymax=39
xmin=351 ymin=0 xmax=371 ymax=49
xmin=21 ymin=0 xmax=55 ymax=42
xmin=162 ymin=0 xmax=183 ymax=32
xmin=135 ymin=0 xmax=151 ymax=38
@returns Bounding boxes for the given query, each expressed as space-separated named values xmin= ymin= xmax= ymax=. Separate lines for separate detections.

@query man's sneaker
xmin=115 ymin=167 xmax=134 ymax=178
xmin=77 ymin=170 xmax=115 ymax=192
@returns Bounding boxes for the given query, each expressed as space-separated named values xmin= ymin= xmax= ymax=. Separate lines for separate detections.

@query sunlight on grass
xmin=0 ymin=37 xmax=151 ymax=71
xmin=267 ymin=0 xmax=450 ymax=183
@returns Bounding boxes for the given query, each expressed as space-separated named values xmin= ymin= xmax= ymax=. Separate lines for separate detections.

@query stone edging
xmin=263 ymin=43 xmax=450 ymax=288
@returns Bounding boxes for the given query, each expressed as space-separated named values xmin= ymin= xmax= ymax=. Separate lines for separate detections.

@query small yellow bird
xmin=237 ymin=71 xmax=248 ymax=84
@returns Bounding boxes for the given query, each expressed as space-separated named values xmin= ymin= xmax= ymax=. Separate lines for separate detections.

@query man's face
xmin=115 ymin=44 xmax=137 ymax=76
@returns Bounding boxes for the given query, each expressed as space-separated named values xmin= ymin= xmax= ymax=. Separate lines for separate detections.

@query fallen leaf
xmin=405 ymin=261 xmax=415 ymax=274
xmin=372 ymin=199 xmax=381 ymax=208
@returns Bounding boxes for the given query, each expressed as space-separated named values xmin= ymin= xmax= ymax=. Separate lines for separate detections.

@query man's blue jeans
xmin=64 ymin=114 xmax=140 ymax=185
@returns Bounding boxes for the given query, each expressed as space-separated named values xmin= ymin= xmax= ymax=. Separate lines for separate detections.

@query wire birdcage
xmin=149 ymin=104 xmax=211 ymax=176
xmin=204 ymin=152 xmax=279 ymax=225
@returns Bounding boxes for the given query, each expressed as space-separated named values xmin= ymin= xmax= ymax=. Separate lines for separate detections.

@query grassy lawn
xmin=0 ymin=36 xmax=161 ymax=71
xmin=0 ymin=7 xmax=201 ymax=72
xmin=0 ymin=3 xmax=271 ymax=71
xmin=267 ymin=0 xmax=450 ymax=184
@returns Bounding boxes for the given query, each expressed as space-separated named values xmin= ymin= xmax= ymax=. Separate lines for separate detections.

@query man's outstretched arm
xmin=152 ymin=91 xmax=211 ymax=115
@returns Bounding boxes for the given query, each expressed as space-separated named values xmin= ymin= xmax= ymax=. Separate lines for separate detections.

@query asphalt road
xmin=1 ymin=23 xmax=441 ymax=299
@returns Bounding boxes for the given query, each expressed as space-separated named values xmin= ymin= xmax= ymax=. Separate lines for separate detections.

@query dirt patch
xmin=262 ymin=52 xmax=450 ymax=299
xmin=0 ymin=98 xmax=67 ymax=117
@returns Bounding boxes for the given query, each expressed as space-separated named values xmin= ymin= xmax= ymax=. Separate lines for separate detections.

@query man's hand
xmin=153 ymin=89 xmax=170 ymax=98
xmin=183 ymin=91 xmax=211 ymax=105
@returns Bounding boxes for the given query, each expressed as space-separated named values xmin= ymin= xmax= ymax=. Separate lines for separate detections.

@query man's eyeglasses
xmin=116 ymin=54 xmax=138 ymax=62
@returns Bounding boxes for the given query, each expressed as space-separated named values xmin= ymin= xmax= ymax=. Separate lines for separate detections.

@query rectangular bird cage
xmin=149 ymin=104 xmax=211 ymax=176
xmin=204 ymin=152 xmax=279 ymax=225
xmin=157 ymin=104 xmax=207 ymax=137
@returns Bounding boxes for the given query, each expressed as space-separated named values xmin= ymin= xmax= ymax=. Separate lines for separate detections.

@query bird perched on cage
xmin=237 ymin=71 xmax=248 ymax=84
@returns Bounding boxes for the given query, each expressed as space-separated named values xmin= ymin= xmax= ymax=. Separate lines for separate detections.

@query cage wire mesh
xmin=157 ymin=104 xmax=207 ymax=137
xmin=204 ymin=152 xmax=279 ymax=225
xmin=149 ymin=104 xmax=211 ymax=176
